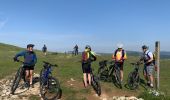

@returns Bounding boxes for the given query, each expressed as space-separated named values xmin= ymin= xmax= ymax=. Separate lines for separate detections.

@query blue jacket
xmin=15 ymin=50 xmax=37 ymax=66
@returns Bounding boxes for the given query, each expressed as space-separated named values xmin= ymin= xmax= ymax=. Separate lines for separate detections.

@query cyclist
xmin=42 ymin=44 xmax=47 ymax=56
xmin=140 ymin=45 xmax=154 ymax=88
xmin=74 ymin=44 xmax=79 ymax=56
xmin=112 ymin=43 xmax=127 ymax=82
xmin=82 ymin=45 xmax=97 ymax=87
xmin=13 ymin=44 xmax=37 ymax=88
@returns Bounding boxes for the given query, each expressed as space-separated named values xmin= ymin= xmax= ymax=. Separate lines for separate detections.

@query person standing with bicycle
xmin=13 ymin=44 xmax=37 ymax=88
xmin=112 ymin=43 xmax=127 ymax=83
xmin=82 ymin=45 xmax=97 ymax=87
xmin=74 ymin=44 xmax=79 ymax=56
xmin=140 ymin=45 xmax=154 ymax=88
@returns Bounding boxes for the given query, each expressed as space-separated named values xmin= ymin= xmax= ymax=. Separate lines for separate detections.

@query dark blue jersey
xmin=15 ymin=50 xmax=37 ymax=66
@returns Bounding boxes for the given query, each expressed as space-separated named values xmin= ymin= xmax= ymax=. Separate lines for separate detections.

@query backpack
xmin=82 ymin=51 xmax=96 ymax=63
xmin=114 ymin=49 xmax=125 ymax=60
xmin=82 ymin=51 xmax=89 ymax=62
xmin=146 ymin=51 xmax=155 ymax=65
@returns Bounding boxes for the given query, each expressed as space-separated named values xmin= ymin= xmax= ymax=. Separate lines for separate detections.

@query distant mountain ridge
xmin=98 ymin=51 xmax=170 ymax=59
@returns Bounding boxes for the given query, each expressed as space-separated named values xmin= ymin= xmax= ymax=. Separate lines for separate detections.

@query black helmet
xmin=27 ymin=44 xmax=34 ymax=48
xmin=142 ymin=45 xmax=148 ymax=49
xmin=85 ymin=45 xmax=91 ymax=49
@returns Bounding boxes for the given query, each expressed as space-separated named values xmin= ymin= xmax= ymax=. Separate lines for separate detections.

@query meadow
xmin=0 ymin=43 xmax=170 ymax=100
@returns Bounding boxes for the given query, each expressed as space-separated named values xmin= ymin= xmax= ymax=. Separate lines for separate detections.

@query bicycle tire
xmin=112 ymin=67 xmax=122 ymax=89
xmin=127 ymin=72 xmax=140 ymax=90
xmin=40 ymin=68 xmax=45 ymax=86
xmin=92 ymin=76 xmax=101 ymax=96
xmin=40 ymin=77 xmax=61 ymax=100
xmin=11 ymin=67 xmax=23 ymax=94
xmin=98 ymin=68 xmax=108 ymax=81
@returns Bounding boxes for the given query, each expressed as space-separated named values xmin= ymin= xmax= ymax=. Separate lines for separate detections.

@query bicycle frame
xmin=41 ymin=67 xmax=53 ymax=86
xmin=127 ymin=62 xmax=143 ymax=90
xmin=131 ymin=63 xmax=141 ymax=75
xmin=41 ymin=61 xmax=57 ymax=85
xmin=17 ymin=61 xmax=26 ymax=82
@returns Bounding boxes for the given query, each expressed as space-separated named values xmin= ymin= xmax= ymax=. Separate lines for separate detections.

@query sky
xmin=0 ymin=0 xmax=170 ymax=53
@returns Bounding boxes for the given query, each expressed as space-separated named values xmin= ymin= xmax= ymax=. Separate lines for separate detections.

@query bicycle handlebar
xmin=130 ymin=62 xmax=143 ymax=66
xmin=43 ymin=61 xmax=58 ymax=67
xmin=109 ymin=60 xmax=116 ymax=64
xmin=14 ymin=60 xmax=24 ymax=64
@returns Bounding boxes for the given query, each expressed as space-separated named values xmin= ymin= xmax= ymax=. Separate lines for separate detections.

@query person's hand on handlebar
xmin=112 ymin=58 xmax=123 ymax=63
xmin=13 ymin=57 xmax=19 ymax=62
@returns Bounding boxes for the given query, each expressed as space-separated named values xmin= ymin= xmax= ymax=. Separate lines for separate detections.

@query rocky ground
xmin=0 ymin=74 xmax=144 ymax=100
xmin=0 ymin=74 xmax=41 ymax=100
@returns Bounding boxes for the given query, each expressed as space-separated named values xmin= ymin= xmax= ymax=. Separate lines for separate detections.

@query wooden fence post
xmin=155 ymin=41 xmax=160 ymax=90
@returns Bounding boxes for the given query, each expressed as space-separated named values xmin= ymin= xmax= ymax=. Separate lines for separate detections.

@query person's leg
xmin=29 ymin=70 xmax=33 ymax=85
xmin=82 ymin=63 xmax=88 ymax=87
xmin=149 ymin=75 xmax=154 ymax=87
xmin=120 ymin=63 xmax=124 ymax=82
xmin=143 ymin=66 xmax=150 ymax=86
xmin=25 ymin=70 xmax=29 ymax=82
xmin=88 ymin=73 xmax=91 ymax=85
xmin=24 ymin=69 xmax=30 ymax=87
xmin=76 ymin=50 xmax=78 ymax=55
xmin=120 ymin=70 xmax=123 ymax=82
xmin=148 ymin=66 xmax=154 ymax=87
xmin=83 ymin=73 xmax=88 ymax=87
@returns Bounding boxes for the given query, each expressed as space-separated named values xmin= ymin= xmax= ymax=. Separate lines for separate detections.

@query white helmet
xmin=117 ymin=43 xmax=123 ymax=49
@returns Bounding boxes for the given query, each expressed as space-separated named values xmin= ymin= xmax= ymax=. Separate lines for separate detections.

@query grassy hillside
xmin=0 ymin=43 xmax=170 ymax=100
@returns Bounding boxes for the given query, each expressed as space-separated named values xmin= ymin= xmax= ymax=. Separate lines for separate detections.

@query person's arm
xmin=13 ymin=51 xmax=25 ymax=61
xmin=91 ymin=54 xmax=96 ymax=61
xmin=112 ymin=54 xmax=115 ymax=60
xmin=33 ymin=53 xmax=37 ymax=64
xmin=123 ymin=51 xmax=127 ymax=60
xmin=90 ymin=51 xmax=97 ymax=61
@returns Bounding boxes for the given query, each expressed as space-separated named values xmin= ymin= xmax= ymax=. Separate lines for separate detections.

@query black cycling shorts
xmin=115 ymin=62 xmax=124 ymax=70
xmin=82 ymin=63 xmax=91 ymax=73
xmin=24 ymin=65 xmax=34 ymax=70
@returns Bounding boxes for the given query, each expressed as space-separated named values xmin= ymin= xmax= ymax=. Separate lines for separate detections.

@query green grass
xmin=138 ymin=91 xmax=170 ymax=100
xmin=0 ymin=43 xmax=170 ymax=99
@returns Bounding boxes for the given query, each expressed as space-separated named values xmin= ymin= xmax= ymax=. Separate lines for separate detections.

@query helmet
xmin=85 ymin=45 xmax=91 ymax=49
xmin=27 ymin=44 xmax=34 ymax=48
xmin=117 ymin=43 xmax=123 ymax=49
xmin=142 ymin=45 xmax=148 ymax=49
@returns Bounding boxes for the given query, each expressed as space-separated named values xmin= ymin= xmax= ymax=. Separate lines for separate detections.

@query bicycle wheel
xmin=40 ymin=77 xmax=61 ymax=100
xmin=11 ymin=67 xmax=23 ymax=94
xmin=40 ymin=68 xmax=45 ymax=86
xmin=112 ymin=67 xmax=122 ymax=89
xmin=98 ymin=68 xmax=108 ymax=81
xmin=91 ymin=76 xmax=101 ymax=96
xmin=127 ymin=72 xmax=139 ymax=90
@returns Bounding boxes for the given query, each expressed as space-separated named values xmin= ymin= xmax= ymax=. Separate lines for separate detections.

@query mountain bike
xmin=98 ymin=60 xmax=122 ymax=89
xmin=11 ymin=60 xmax=27 ymax=95
xmin=40 ymin=61 xmax=62 ymax=100
xmin=127 ymin=62 xmax=142 ymax=90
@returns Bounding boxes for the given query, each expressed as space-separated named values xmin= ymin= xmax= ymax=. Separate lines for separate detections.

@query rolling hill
xmin=0 ymin=42 xmax=170 ymax=100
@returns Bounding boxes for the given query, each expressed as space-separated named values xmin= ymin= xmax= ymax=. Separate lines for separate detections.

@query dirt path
xmin=0 ymin=75 xmax=144 ymax=100
xmin=65 ymin=78 xmax=144 ymax=100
